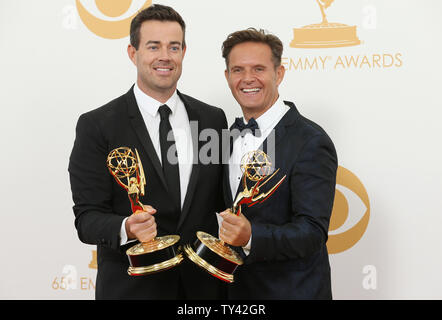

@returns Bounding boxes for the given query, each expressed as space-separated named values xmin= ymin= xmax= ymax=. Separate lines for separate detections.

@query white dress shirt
xmin=228 ymin=97 xmax=290 ymax=254
xmin=120 ymin=83 xmax=194 ymax=245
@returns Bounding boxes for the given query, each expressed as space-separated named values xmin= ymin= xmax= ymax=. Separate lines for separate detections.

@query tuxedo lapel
xmin=223 ymin=134 xmax=234 ymax=208
xmin=176 ymin=91 xmax=200 ymax=229
xmin=273 ymin=101 xmax=299 ymax=148
xmin=124 ymin=87 xmax=168 ymax=191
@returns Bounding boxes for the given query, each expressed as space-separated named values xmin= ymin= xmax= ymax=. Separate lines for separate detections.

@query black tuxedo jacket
xmin=69 ymin=86 xmax=227 ymax=299
xmin=223 ymin=101 xmax=338 ymax=299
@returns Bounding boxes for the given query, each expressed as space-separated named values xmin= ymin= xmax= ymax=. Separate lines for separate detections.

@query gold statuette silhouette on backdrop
xmin=107 ymin=147 xmax=183 ymax=276
xmin=184 ymin=150 xmax=286 ymax=283
xmin=290 ymin=0 xmax=360 ymax=48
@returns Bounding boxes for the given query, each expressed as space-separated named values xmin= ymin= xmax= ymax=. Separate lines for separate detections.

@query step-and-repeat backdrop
xmin=1 ymin=0 xmax=441 ymax=299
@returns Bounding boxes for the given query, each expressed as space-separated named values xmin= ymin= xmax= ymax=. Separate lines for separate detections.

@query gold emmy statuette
xmin=290 ymin=0 xmax=360 ymax=48
xmin=184 ymin=150 xmax=286 ymax=283
xmin=107 ymin=147 xmax=183 ymax=276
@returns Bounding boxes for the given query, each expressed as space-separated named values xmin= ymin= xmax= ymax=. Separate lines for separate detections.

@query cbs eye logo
xmin=327 ymin=166 xmax=370 ymax=254
xmin=76 ymin=0 xmax=152 ymax=39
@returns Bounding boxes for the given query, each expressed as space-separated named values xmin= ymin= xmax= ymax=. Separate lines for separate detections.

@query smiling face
xmin=225 ymin=41 xmax=285 ymax=120
xmin=128 ymin=20 xmax=186 ymax=103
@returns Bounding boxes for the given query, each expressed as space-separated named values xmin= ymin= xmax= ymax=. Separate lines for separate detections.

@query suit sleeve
xmin=68 ymin=113 xmax=125 ymax=251
xmin=247 ymin=133 xmax=338 ymax=263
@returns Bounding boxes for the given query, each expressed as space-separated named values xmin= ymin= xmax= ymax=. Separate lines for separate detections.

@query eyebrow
xmin=144 ymin=40 xmax=182 ymax=46
xmin=230 ymin=64 xmax=267 ymax=70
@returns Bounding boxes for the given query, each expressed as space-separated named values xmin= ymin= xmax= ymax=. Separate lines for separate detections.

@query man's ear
xmin=276 ymin=64 xmax=286 ymax=86
xmin=127 ymin=44 xmax=137 ymax=66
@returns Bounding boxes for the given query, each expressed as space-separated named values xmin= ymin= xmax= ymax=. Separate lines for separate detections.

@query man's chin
xmin=150 ymin=79 xmax=177 ymax=93
xmin=239 ymin=103 xmax=262 ymax=112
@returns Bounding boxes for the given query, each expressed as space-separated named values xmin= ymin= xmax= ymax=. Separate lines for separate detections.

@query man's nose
xmin=158 ymin=46 xmax=171 ymax=61
xmin=242 ymin=70 xmax=256 ymax=83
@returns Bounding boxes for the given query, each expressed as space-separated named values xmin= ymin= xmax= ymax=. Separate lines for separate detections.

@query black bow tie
xmin=230 ymin=117 xmax=261 ymax=137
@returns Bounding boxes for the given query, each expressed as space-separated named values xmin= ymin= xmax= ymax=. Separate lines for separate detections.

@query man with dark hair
xmin=69 ymin=4 xmax=227 ymax=299
xmin=218 ymin=28 xmax=338 ymax=299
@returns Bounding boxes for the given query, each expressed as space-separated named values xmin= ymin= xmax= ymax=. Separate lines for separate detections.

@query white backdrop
xmin=1 ymin=0 xmax=441 ymax=299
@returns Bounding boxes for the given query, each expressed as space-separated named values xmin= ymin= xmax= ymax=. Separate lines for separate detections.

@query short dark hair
xmin=222 ymin=28 xmax=283 ymax=68
xmin=130 ymin=4 xmax=186 ymax=50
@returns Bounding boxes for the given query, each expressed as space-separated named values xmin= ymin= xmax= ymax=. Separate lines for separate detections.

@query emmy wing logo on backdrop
xmin=76 ymin=0 xmax=152 ymax=39
xmin=327 ymin=166 xmax=370 ymax=254
xmin=290 ymin=0 xmax=360 ymax=48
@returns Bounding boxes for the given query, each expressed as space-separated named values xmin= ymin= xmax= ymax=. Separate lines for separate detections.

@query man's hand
xmin=219 ymin=209 xmax=251 ymax=247
xmin=125 ymin=205 xmax=157 ymax=243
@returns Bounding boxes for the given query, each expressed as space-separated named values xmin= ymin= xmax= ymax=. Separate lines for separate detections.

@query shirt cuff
xmin=242 ymin=234 xmax=252 ymax=256
xmin=120 ymin=217 xmax=136 ymax=246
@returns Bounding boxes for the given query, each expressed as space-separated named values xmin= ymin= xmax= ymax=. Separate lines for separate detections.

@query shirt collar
xmin=252 ymin=96 xmax=286 ymax=132
xmin=133 ymin=82 xmax=179 ymax=117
